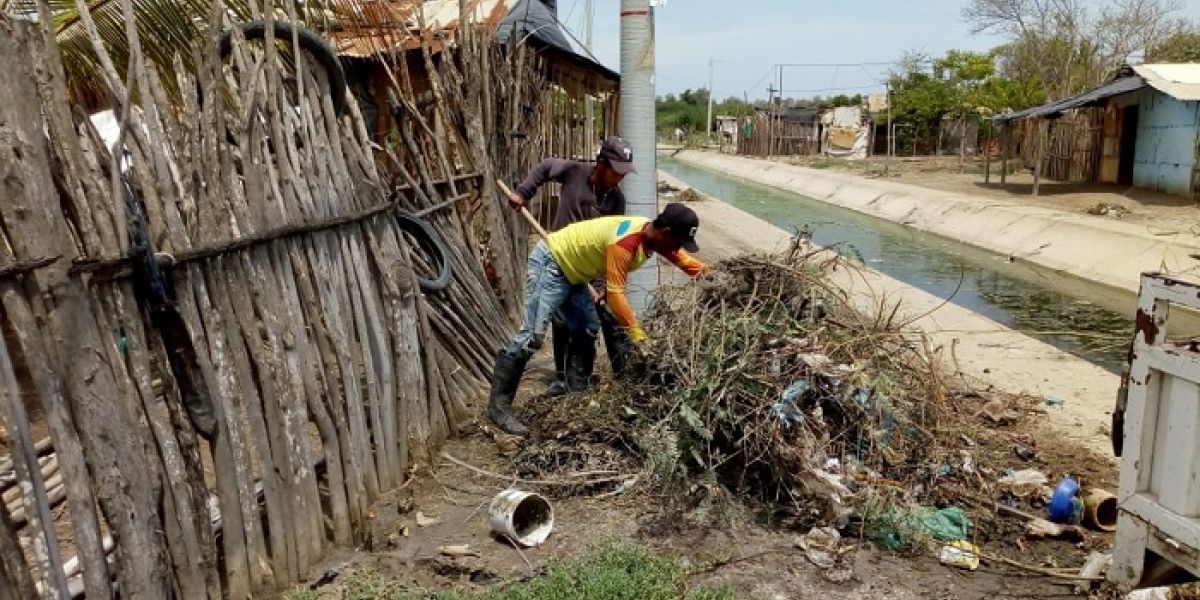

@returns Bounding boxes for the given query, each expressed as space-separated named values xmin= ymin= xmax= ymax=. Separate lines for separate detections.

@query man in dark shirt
xmin=505 ymin=137 xmax=635 ymax=396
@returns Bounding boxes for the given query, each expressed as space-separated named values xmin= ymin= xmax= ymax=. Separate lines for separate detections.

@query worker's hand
xmin=590 ymin=282 xmax=606 ymax=305
xmin=506 ymin=190 xmax=525 ymax=210
xmin=628 ymin=327 xmax=647 ymax=344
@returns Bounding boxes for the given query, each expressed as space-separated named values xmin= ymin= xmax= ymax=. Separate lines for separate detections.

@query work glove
xmin=628 ymin=326 xmax=648 ymax=344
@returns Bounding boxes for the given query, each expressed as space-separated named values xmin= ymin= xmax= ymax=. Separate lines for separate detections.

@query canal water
xmin=660 ymin=157 xmax=1143 ymax=373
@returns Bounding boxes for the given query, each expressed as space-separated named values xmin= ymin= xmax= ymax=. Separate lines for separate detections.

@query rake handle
xmin=495 ymin=179 xmax=601 ymax=304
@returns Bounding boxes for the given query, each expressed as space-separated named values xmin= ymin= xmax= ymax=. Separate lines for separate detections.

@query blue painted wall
xmin=1123 ymin=88 xmax=1200 ymax=196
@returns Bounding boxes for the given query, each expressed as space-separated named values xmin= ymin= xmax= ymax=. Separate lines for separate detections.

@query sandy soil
xmin=779 ymin=155 xmax=1200 ymax=235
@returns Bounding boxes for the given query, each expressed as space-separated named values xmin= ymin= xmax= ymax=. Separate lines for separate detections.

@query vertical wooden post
xmin=984 ymin=120 xmax=993 ymax=184
xmin=0 ymin=17 xmax=171 ymax=599
xmin=1000 ymin=121 xmax=1009 ymax=185
xmin=1033 ymin=119 xmax=1047 ymax=196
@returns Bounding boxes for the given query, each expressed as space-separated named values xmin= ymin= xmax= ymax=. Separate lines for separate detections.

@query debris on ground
xmin=982 ymin=398 xmax=1021 ymax=424
xmin=1049 ymin=477 xmax=1083 ymax=524
xmin=416 ymin=511 xmax=441 ymax=528
xmin=1086 ymin=202 xmax=1131 ymax=219
xmin=939 ymin=540 xmax=982 ymax=570
xmin=677 ymin=188 xmax=704 ymax=203
xmin=795 ymin=526 xmax=842 ymax=569
xmin=521 ymin=246 xmax=1048 ymax=550
xmin=1025 ymin=518 xmax=1085 ymax=542
xmin=439 ymin=544 xmax=481 ymax=558
xmin=999 ymin=468 xmax=1049 ymax=497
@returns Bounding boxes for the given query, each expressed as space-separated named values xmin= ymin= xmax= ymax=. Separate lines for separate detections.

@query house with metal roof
xmin=995 ymin=64 xmax=1200 ymax=198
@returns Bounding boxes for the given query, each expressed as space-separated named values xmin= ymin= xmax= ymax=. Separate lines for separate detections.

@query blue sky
xmin=554 ymin=0 xmax=1200 ymax=101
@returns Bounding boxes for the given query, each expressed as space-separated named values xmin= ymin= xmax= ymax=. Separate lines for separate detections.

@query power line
xmin=563 ymin=0 xmax=581 ymax=32
xmin=747 ymin=65 xmax=777 ymax=95
xmin=780 ymin=83 xmax=882 ymax=94
xmin=776 ymin=60 xmax=934 ymax=68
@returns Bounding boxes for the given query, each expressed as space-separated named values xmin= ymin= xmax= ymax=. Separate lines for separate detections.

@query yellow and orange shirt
xmin=546 ymin=216 xmax=706 ymax=329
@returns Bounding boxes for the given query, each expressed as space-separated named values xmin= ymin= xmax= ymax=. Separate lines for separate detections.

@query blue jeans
xmin=506 ymin=242 xmax=600 ymax=355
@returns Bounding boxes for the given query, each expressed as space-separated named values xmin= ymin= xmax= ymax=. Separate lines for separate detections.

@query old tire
xmin=218 ymin=20 xmax=348 ymax=115
xmin=396 ymin=211 xmax=453 ymax=292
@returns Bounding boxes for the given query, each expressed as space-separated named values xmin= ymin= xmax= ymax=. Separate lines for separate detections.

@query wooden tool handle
xmin=495 ymin=179 xmax=601 ymax=304
xmin=496 ymin=180 xmax=550 ymax=239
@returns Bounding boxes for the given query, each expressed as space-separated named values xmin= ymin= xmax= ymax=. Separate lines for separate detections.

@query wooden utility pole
xmin=885 ymin=81 xmax=892 ymax=176
xmin=705 ymin=57 xmax=715 ymax=144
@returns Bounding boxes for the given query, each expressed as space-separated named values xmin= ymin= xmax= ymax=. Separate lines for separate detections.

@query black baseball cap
xmin=656 ymin=203 xmax=700 ymax=252
xmin=596 ymin=137 xmax=637 ymax=174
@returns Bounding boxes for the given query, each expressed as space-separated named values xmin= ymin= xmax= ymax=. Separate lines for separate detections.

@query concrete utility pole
xmin=705 ymin=57 xmax=715 ymax=143
xmin=619 ymin=0 xmax=657 ymax=313
xmin=585 ymin=0 xmax=595 ymax=139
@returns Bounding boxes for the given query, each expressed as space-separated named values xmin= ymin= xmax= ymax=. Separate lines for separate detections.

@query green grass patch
xmin=285 ymin=542 xmax=743 ymax=600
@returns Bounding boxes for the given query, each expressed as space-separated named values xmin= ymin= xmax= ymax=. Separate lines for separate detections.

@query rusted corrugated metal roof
xmin=330 ymin=0 xmax=511 ymax=58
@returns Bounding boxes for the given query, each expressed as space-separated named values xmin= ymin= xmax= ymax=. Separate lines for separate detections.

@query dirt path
xmin=295 ymin=409 xmax=1112 ymax=600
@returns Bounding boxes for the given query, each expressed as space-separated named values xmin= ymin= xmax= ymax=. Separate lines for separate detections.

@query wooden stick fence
xmin=0 ymin=0 xmax=585 ymax=596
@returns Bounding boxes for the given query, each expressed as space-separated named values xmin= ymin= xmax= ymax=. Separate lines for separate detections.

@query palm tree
xmin=0 ymin=0 xmax=386 ymax=109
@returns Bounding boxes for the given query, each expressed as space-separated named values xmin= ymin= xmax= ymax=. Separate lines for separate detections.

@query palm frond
xmin=47 ymin=0 xmax=256 ymax=108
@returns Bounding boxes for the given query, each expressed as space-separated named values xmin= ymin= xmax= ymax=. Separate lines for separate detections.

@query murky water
xmin=661 ymin=157 xmax=1140 ymax=373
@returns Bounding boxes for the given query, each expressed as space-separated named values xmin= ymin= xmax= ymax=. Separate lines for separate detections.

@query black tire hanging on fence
xmin=217 ymin=19 xmax=349 ymax=116
xmin=396 ymin=210 xmax=453 ymax=292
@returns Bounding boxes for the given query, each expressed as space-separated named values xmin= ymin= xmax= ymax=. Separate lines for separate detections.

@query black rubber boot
xmin=546 ymin=322 xmax=569 ymax=397
xmin=566 ymin=333 xmax=597 ymax=392
xmin=487 ymin=348 xmax=531 ymax=436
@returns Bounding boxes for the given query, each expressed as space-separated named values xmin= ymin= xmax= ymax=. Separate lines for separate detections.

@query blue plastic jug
xmin=1048 ymin=477 xmax=1081 ymax=523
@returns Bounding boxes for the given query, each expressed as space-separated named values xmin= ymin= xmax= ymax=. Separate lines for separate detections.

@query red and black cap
xmin=656 ymin=203 xmax=700 ymax=252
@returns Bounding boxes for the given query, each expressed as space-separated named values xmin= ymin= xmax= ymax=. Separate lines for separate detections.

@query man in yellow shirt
xmin=488 ymin=203 xmax=708 ymax=435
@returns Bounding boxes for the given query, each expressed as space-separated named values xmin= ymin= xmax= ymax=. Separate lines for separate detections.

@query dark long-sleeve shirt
xmin=514 ymin=158 xmax=626 ymax=232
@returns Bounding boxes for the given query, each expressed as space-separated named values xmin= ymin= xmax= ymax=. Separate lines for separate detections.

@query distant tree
xmin=1146 ymin=30 xmax=1200 ymax=62
xmin=963 ymin=0 xmax=1192 ymax=97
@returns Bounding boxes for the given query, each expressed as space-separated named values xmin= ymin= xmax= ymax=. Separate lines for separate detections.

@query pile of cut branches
xmin=598 ymin=245 xmax=982 ymax=532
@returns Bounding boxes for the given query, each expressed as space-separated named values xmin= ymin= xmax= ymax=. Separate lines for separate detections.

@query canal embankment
xmin=673 ymin=150 xmax=1200 ymax=297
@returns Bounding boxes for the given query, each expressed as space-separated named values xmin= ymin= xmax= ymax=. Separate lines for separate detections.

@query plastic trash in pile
xmin=998 ymin=468 xmax=1050 ymax=498
xmin=939 ymin=540 xmax=981 ymax=570
xmin=796 ymin=526 xmax=841 ymax=569
xmin=1048 ymin=477 xmax=1084 ymax=524
xmin=869 ymin=506 xmax=971 ymax=550
xmin=773 ymin=380 xmax=810 ymax=428
xmin=847 ymin=387 xmax=898 ymax=457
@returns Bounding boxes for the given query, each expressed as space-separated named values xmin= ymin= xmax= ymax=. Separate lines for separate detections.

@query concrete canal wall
xmin=674 ymin=150 xmax=1200 ymax=296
